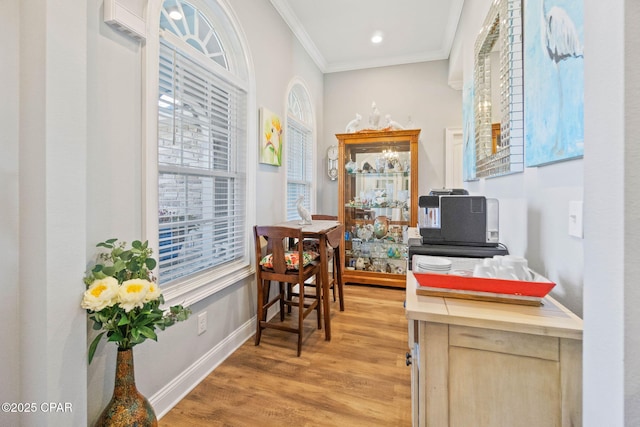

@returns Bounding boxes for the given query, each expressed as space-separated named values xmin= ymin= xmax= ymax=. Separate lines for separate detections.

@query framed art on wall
xmin=524 ymin=0 xmax=584 ymax=167
xmin=259 ymin=107 xmax=283 ymax=166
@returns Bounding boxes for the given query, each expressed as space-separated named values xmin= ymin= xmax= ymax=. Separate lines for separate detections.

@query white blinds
xmin=157 ymin=40 xmax=247 ymax=285
xmin=286 ymin=120 xmax=312 ymax=220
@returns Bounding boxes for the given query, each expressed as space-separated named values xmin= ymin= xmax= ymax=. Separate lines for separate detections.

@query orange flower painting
xmin=259 ymin=107 xmax=283 ymax=166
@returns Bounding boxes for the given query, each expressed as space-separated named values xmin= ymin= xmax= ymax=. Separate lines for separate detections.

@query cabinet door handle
xmin=405 ymin=351 xmax=412 ymax=366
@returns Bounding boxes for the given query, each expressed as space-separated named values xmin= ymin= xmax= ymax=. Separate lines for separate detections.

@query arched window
xmin=286 ymin=82 xmax=314 ymax=220
xmin=145 ymin=0 xmax=253 ymax=304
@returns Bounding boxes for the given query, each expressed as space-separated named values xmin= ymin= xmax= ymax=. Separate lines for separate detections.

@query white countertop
xmin=405 ymin=271 xmax=583 ymax=340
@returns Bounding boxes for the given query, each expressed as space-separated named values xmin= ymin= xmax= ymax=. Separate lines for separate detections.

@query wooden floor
xmin=159 ymin=284 xmax=411 ymax=426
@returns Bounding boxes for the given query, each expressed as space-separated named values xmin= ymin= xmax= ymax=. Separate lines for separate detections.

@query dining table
xmin=273 ymin=219 xmax=343 ymax=341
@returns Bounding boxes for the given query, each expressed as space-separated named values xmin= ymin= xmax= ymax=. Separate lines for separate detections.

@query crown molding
xmin=270 ymin=0 xmax=465 ymax=75
xmin=270 ymin=0 xmax=327 ymax=72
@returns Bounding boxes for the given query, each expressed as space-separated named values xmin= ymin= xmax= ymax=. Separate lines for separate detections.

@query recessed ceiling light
xmin=371 ymin=31 xmax=384 ymax=44
xmin=168 ymin=9 xmax=183 ymax=20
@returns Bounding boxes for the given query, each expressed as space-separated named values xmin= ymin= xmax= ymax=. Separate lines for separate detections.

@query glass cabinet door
xmin=337 ymin=129 xmax=420 ymax=288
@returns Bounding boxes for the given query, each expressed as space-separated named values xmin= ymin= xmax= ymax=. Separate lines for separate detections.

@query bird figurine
xmin=384 ymin=114 xmax=405 ymax=130
xmin=296 ymin=195 xmax=312 ymax=225
xmin=345 ymin=113 xmax=362 ymax=133
xmin=369 ymin=102 xmax=381 ymax=129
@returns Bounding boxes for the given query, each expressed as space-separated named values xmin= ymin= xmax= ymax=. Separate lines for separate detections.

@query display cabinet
xmin=336 ymin=129 xmax=420 ymax=288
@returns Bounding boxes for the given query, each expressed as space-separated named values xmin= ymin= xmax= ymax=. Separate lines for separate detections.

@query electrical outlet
xmin=197 ymin=311 xmax=207 ymax=335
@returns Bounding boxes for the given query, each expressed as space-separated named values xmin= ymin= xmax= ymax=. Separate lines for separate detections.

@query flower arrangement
xmin=82 ymin=238 xmax=191 ymax=363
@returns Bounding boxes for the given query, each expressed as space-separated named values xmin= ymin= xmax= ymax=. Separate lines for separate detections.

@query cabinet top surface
xmin=405 ymin=271 xmax=583 ymax=340
xmin=336 ymin=129 xmax=421 ymax=139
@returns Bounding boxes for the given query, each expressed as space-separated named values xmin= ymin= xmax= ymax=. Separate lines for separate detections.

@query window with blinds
xmin=157 ymin=39 xmax=247 ymax=285
xmin=286 ymin=119 xmax=312 ymax=220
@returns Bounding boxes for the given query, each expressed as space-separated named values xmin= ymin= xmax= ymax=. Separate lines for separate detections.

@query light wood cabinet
xmin=336 ymin=129 xmax=420 ymax=288
xmin=405 ymin=271 xmax=583 ymax=426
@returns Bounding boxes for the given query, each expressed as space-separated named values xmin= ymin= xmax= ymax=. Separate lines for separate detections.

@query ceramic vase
xmin=94 ymin=348 xmax=157 ymax=427
xmin=373 ymin=216 xmax=389 ymax=239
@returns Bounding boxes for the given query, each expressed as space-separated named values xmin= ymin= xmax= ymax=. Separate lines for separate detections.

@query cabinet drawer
xmin=450 ymin=325 xmax=559 ymax=361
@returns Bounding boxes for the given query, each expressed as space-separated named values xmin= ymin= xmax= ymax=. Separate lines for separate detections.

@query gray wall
xmin=1 ymin=0 xmax=323 ymax=425
xmin=322 ymin=61 xmax=463 ymax=215
xmin=85 ymin=0 xmax=325 ymax=422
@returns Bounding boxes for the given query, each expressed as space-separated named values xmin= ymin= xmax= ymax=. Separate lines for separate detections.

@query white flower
xmin=82 ymin=277 xmax=119 ymax=312
xmin=118 ymin=279 xmax=151 ymax=312
xmin=144 ymin=281 xmax=162 ymax=302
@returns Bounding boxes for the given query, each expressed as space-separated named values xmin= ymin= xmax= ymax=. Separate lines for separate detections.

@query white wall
xmin=322 ymin=61 xmax=463 ymax=215
xmin=11 ymin=1 xmax=89 ymax=426
xmin=583 ymin=0 xmax=640 ymax=425
xmin=0 ymin=1 xmax=21 ymax=425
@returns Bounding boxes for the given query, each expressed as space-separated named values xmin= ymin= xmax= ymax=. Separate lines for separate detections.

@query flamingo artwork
xmin=545 ymin=6 xmax=583 ymax=63
xmin=524 ymin=0 xmax=584 ymax=166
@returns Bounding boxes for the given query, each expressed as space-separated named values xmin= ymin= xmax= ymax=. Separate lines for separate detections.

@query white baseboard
xmin=150 ymin=317 xmax=257 ymax=419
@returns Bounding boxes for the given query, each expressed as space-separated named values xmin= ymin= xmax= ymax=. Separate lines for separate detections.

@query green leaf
xmin=145 ymin=258 xmax=157 ymax=270
xmin=92 ymin=264 xmax=104 ymax=274
xmin=88 ymin=332 xmax=106 ymax=364
xmin=132 ymin=240 xmax=143 ymax=249
xmin=117 ymin=316 xmax=130 ymax=326
xmin=176 ymin=310 xmax=191 ymax=321
xmin=112 ymin=259 xmax=126 ymax=272
xmin=92 ymin=271 xmax=107 ymax=280
xmin=129 ymin=261 xmax=141 ymax=272
xmin=138 ymin=326 xmax=157 ymax=340
xmin=108 ymin=330 xmax=124 ymax=343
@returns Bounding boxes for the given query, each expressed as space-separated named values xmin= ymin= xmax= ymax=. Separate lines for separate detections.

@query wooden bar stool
xmin=309 ymin=215 xmax=344 ymax=311
xmin=253 ymin=225 xmax=322 ymax=356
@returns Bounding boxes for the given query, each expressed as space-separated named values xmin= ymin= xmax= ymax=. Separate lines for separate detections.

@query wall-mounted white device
xmin=104 ymin=0 xmax=146 ymax=41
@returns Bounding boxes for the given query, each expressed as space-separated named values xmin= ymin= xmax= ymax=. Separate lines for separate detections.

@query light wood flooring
xmin=159 ymin=284 xmax=411 ymax=426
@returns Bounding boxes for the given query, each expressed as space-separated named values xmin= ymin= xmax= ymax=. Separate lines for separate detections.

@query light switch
xmin=568 ymin=201 xmax=583 ymax=238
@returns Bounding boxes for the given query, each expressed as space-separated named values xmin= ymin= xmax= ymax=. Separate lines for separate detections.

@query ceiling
xmin=270 ymin=0 xmax=465 ymax=74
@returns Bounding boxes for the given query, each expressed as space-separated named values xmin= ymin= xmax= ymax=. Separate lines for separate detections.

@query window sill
xmin=161 ymin=261 xmax=255 ymax=307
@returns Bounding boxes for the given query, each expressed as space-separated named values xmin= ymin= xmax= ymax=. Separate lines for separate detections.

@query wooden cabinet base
xmin=343 ymin=269 xmax=406 ymax=288
xmin=406 ymin=272 xmax=583 ymax=426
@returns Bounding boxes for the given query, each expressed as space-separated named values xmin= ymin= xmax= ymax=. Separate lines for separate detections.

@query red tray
xmin=413 ymin=272 xmax=555 ymax=306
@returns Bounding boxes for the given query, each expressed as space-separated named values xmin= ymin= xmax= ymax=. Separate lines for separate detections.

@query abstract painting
xmin=259 ymin=107 xmax=283 ymax=166
xmin=524 ymin=0 xmax=584 ymax=167
xmin=462 ymin=79 xmax=477 ymax=181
